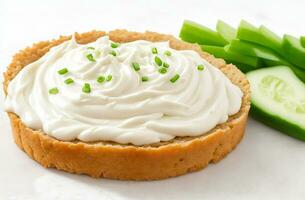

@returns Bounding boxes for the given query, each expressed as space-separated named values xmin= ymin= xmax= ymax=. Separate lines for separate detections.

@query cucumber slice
xmin=282 ymin=34 xmax=305 ymax=69
xmin=216 ymin=20 xmax=237 ymax=43
xmin=179 ymin=20 xmax=227 ymax=46
xmin=201 ymin=45 xmax=262 ymax=68
xmin=228 ymin=39 xmax=289 ymax=66
xmin=301 ymin=36 xmax=305 ymax=48
xmin=237 ymin=20 xmax=282 ymax=55
xmin=247 ymin=66 xmax=305 ymax=141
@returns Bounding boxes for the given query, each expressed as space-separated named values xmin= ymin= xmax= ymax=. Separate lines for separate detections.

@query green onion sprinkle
xmin=64 ymin=78 xmax=74 ymax=84
xmin=152 ymin=47 xmax=158 ymax=54
xmin=86 ymin=54 xmax=96 ymax=62
xmin=97 ymin=75 xmax=105 ymax=83
xmin=170 ymin=74 xmax=180 ymax=83
xmin=82 ymin=83 xmax=91 ymax=93
xmin=58 ymin=68 xmax=68 ymax=75
xmin=197 ymin=65 xmax=204 ymax=71
xmin=49 ymin=87 xmax=59 ymax=95
xmin=154 ymin=56 xmax=163 ymax=66
xmin=132 ymin=62 xmax=140 ymax=71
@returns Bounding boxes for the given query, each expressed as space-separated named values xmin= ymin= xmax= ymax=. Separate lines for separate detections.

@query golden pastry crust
xmin=3 ymin=30 xmax=251 ymax=180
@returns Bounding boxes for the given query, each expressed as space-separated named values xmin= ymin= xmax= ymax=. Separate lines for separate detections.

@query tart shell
xmin=4 ymin=30 xmax=250 ymax=180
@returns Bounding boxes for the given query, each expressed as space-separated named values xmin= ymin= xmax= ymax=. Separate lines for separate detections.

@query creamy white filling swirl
xmin=5 ymin=36 xmax=243 ymax=145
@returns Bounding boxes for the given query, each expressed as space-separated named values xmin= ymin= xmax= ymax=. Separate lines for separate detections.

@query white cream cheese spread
xmin=5 ymin=36 xmax=243 ymax=145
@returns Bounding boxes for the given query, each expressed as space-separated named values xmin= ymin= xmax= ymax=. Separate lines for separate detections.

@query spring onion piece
xmin=197 ymin=65 xmax=204 ymax=71
xmin=111 ymin=42 xmax=120 ymax=48
xmin=58 ymin=68 xmax=68 ymax=75
xmin=82 ymin=83 xmax=91 ymax=93
xmin=170 ymin=74 xmax=180 ymax=83
xmin=163 ymin=62 xmax=170 ymax=68
xmin=154 ymin=56 xmax=163 ymax=66
xmin=86 ymin=54 xmax=96 ymax=62
xmin=141 ymin=76 xmax=149 ymax=82
xmin=152 ymin=47 xmax=158 ymax=54
xmin=132 ymin=62 xmax=140 ymax=71
xmin=64 ymin=78 xmax=74 ymax=84
xmin=164 ymin=50 xmax=172 ymax=56
xmin=97 ymin=75 xmax=105 ymax=83
xmin=49 ymin=87 xmax=59 ymax=95
xmin=106 ymin=75 xmax=112 ymax=81
xmin=109 ymin=50 xmax=117 ymax=56
xmin=87 ymin=47 xmax=95 ymax=50
xmin=158 ymin=68 xmax=167 ymax=74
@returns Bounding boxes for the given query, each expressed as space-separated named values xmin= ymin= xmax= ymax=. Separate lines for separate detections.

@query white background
xmin=1 ymin=0 xmax=305 ymax=199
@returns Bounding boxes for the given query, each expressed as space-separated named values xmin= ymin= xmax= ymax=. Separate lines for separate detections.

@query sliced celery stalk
xmin=179 ymin=20 xmax=227 ymax=46
xmin=216 ymin=20 xmax=237 ymax=43
xmin=228 ymin=39 xmax=291 ymax=66
xmin=301 ymin=36 xmax=305 ymax=48
xmin=201 ymin=45 xmax=262 ymax=68
xmin=237 ymin=20 xmax=282 ymax=55
xmin=282 ymin=34 xmax=305 ymax=69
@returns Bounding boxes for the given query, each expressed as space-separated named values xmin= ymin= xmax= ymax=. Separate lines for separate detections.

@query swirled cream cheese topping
xmin=5 ymin=36 xmax=243 ymax=145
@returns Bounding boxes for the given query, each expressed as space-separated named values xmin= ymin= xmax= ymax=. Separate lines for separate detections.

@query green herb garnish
xmin=111 ymin=42 xmax=120 ymax=48
xmin=132 ymin=62 xmax=140 ymax=71
xmin=82 ymin=83 xmax=91 ymax=93
xmin=97 ymin=75 xmax=105 ymax=83
xmin=158 ymin=67 xmax=167 ymax=74
xmin=141 ymin=76 xmax=149 ymax=82
xmin=106 ymin=75 xmax=112 ymax=81
xmin=197 ymin=64 xmax=204 ymax=71
xmin=152 ymin=47 xmax=158 ymax=54
xmin=49 ymin=87 xmax=59 ymax=95
xmin=87 ymin=47 xmax=95 ymax=50
xmin=164 ymin=50 xmax=172 ymax=56
xmin=64 ymin=78 xmax=74 ymax=85
xmin=163 ymin=62 xmax=170 ymax=68
xmin=109 ymin=50 xmax=117 ymax=56
xmin=154 ymin=56 xmax=163 ymax=66
xmin=86 ymin=54 xmax=96 ymax=62
xmin=58 ymin=68 xmax=68 ymax=75
xmin=170 ymin=74 xmax=180 ymax=83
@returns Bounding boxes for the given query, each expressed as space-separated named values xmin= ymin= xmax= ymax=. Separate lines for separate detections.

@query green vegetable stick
xmin=301 ymin=36 xmax=305 ymax=48
xmin=228 ymin=39 xmax=291 ymax=66
xmin=201 ymin=45 xmax=262 ymax=67
xmin=179 ymin=20 xmax=227 ymax=46
xmin=282 ymin=34 xmax=305 ymax=69
xmin=237 ymin=20 xmax=283 ymax=55
xmin=216 ymin=20 xmax=237 ymax=43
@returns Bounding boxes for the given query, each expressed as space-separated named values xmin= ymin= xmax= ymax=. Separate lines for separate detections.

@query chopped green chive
xmin=111 ymin=42 xmax=120 ymax=48
xmin=97 ymin=75 xmax=105 ymax=83
xmin=164 ymin=50 xmax=172 ymax=56
xmin=106 ymin=75 xmax=112 ymax=81
xmin=82 ymin=83 xmax=91 ymax=93
xmin=86 ymin=54 xmax=96 ymax=62
xmin=163 ymin=62 xmax=170 ymax=68
xmin=152 ymin=47 xmax=158 ymax=54
xmin=109 ymin=50 xmax=117 ymax=56
xmin=141 ymin=76 xmax=149 ymax=82
xmin=158 ymin=67 xmax=167 ymax=74
xmin=132 ymin=62 xmax=140 ymax=71
xmin=154 ymin=56 xmax=163 ymax=66
xmin=170 ymin=74 xmax=180 ymax=83
xmin=58 ymin=68 xmax=68 ymax=75
xmin=49 ymin=87 xmax=59 ymax=95
xmin=197 ymin=64 xmax=204 ymax=71
xmin=64 ymin=78 xmax=74 ymax=85
xmin=87 ymin=47 xmax=95 ymax=50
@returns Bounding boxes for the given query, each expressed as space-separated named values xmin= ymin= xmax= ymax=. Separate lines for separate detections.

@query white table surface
xmin=1 ymin=0 xmax=305 ymax=199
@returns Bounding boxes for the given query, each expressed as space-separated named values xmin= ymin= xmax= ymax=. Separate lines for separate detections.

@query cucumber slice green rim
xmin=179 ymin=20 xmax=227 ymax=46
xmin=216 ymin=20 xmax=237 ymax=43
xmin=282 ymin=34 xmax=305 ymax=70
xmin=247 ymin=66 xmax=305 ymax=141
